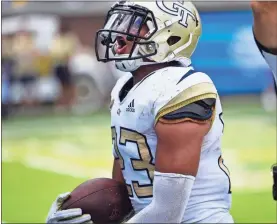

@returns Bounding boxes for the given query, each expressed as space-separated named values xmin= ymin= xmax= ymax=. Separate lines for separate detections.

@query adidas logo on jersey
xmin=126 ymin=99 xmax=135 ymax=112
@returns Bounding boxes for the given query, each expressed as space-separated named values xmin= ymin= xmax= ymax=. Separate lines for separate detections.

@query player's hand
xmin=46 ymin=192 xmax=93 ymax=224
xmin=251 ymin=1 xmax=277 ymax=51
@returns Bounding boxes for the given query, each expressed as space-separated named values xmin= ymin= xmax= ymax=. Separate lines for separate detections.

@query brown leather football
xmin=61 ymin=178 xmax=133 ymax=224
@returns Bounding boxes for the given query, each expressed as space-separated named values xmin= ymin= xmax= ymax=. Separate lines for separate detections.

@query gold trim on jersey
xmin=218 ymin=155 xmax=232 ymax=193
xmin=133 ymin=183 xmax=153 ymax=197
xmin=155 ymin=82 xmax=217 ymax=124
xmin=111 ymin=127 xmax=124 ymax=169
xmin=159 ymin=114 xmax=214 ymax=124
xmin=219 ymin=156 xmax=230 ymax=176
xmin=126 ymin=184 xmax=133 ymax=197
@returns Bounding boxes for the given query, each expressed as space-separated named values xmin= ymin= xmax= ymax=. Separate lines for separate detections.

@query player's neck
xmin=131 ymin=63 xmax=168 ymax=85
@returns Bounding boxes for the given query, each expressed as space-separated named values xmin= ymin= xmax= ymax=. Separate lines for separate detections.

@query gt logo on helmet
xmin=156 ymin=1 xmax=197 ymax=28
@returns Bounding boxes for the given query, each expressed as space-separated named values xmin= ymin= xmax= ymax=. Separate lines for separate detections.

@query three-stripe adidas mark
xmin=126 ymin=99 xmax=135 ymax=112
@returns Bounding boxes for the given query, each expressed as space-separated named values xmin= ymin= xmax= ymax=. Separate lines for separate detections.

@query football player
xmin=46 ymin=1 xmax=233 ymax=223
xmin=251 ymin=1 xmax=277 ymax=200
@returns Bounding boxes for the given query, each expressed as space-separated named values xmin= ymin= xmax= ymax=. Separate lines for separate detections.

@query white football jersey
xmin=110 ymin=66 xmax=232 ymax=223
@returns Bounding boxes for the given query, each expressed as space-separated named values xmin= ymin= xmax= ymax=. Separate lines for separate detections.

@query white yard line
xmin=2 ymin=145 xmax=271 ymax=191
xmin=2 ymin=146 xmax=111 ymax=180
xmin=2 ymin=127 xmax=101 ymax=139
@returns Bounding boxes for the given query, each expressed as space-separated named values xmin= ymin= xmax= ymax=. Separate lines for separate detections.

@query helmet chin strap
xmin=114 ymin=45 xmax=159 ymax=72
xmin=115 ymin=56 xmax=191 ymax=72
xmin=115 ymin=58 xmax=159 ymax=72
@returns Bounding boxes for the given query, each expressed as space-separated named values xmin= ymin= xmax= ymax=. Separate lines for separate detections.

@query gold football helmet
xmin=95 ymin=1 xmax=202 ymax=72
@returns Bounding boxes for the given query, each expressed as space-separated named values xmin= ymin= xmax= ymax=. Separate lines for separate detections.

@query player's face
xmin=113 ymin=23 xmax=149 ymax=55
xmin=96 ymin=7 xmax=158 ymax=62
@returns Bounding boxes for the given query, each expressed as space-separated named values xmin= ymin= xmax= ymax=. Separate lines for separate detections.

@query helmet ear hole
xmin=167 ymin=36 xmax=181 ymax=46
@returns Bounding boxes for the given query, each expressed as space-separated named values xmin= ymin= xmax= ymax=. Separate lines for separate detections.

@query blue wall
xmin=192 ymin=11 xmax=273 ymax=95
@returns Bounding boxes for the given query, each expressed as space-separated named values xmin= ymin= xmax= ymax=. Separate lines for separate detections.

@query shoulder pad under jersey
xmin=150 ymin=66 xmax=218 ymax=124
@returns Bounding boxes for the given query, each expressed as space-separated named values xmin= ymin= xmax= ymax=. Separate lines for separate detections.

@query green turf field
xmin=2 ymin=100 xmax=276 ymax=223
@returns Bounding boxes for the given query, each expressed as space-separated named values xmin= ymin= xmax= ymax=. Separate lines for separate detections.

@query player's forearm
xmin=251 ymin=1 xmax=277 ymax=83
xmin=112 ymin=159 xmax=125 ymax=184
xmin=253 ymin=22 xmax=277 ymax=54
xmin=254 ymin=34 xmax=277 ymax=83
xmin=253 ymin=11 xmax=277 ymax=78
xmin=251 ymin=1 xmax=277 ymax=51
xmin=126 ymin=171 xmax=195 ymax=223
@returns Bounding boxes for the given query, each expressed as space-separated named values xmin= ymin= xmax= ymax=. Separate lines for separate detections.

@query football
xmin=61 ymin=178 xmax=133 ymax=224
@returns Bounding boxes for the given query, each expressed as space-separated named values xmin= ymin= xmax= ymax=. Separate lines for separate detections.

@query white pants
xmin=182 ymin=212 xmax=234 ymax=223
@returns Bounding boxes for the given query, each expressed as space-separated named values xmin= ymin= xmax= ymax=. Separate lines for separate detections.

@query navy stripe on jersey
xmin=177 ymin=69 xmax=196 ymax=84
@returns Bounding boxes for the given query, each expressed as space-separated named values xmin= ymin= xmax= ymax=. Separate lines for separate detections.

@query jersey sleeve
xmin=153 ymin=70 xmax=218 ymax=125
xmin=254 ymin=35 xmax=277 ymax=87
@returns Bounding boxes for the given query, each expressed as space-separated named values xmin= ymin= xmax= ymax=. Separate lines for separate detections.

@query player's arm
xmin=251 ymin=1 xmax=277 ymax=83
xmin=45 ymin=161 xmax=122 ymax=224
xmin=112 ymin=124 xmax=125 ymax=184
xmin=112 ymin=159 xmax=125 ymax=184
xmin=127 ymin=83 xmax=216 ymax=223
xmin=45 ymin=152 xmax=123 ymax=224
